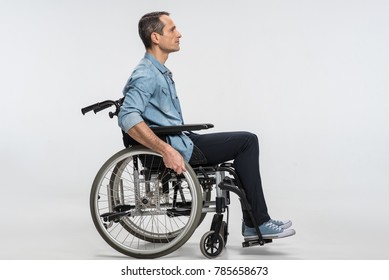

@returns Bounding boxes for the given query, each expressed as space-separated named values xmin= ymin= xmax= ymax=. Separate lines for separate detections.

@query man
xmin=118 ymin=11 xmax=295 ymax=239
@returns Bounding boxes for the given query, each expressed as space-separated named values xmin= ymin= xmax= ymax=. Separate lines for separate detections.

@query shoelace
xmin=270 ymin=219 xmax=283 ymax=225
xmin=263 ymin=222 xmax=283 ymax=231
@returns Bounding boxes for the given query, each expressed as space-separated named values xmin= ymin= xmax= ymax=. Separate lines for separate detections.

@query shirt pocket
xmin=158 ymin=87 xmax=172 ymax=114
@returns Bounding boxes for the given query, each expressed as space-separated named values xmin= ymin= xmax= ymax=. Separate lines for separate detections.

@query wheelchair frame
xmin=82 ymin=99 xmax=271 ymax=258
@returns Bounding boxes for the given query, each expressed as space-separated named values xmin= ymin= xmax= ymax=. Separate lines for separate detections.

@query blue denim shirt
xmin=118 ymin=53 xmax=194 ymax=161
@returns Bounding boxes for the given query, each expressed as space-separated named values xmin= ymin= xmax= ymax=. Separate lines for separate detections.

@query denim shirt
xmin=118 ymin=53 xmax=194 ymax=161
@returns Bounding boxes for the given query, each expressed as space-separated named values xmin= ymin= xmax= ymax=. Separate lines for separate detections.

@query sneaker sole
xmin=244 ymin=228 xmax=296 ymax=241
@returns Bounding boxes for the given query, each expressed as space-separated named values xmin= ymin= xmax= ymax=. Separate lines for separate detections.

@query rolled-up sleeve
xmin=118 ymin=68 xmax=156 ymax=132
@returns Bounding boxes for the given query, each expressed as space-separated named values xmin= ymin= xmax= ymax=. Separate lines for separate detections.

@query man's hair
xmin=138 ymin=11 xmax=170 ymax=49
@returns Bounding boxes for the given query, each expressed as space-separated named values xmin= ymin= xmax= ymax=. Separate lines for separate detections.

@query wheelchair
xmin=81 ymin=98 xmax=272 ymax=259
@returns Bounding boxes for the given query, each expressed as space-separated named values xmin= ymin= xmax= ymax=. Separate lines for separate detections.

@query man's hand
xmin=161 ymin=145 xmax=187 ymax=174
xmin=127 ymin=122 xmax=187 ymax=174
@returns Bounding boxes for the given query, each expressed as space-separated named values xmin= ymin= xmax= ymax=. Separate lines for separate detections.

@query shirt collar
xmin=144 ymin=53 xmax=169 ymax=74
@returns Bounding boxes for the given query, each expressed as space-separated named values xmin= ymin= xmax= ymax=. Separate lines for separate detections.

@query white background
xmin=1 ymin=0 xmax=389 ymax=260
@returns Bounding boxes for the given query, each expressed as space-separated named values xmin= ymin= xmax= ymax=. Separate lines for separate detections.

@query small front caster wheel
xmin=200 ymin=230 xmax=225 ymax=258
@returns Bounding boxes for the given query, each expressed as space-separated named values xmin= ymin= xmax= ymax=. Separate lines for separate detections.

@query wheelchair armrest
xmin=150 ymin=123 xmax=214 ymax=135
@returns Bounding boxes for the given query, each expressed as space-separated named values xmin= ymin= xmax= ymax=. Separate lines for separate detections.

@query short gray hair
xmin=138 ymin=11 xmax=170 ymax=49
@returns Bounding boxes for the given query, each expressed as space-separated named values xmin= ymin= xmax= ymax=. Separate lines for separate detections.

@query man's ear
xmin=150 ymin=32 xmax=159 ymax=45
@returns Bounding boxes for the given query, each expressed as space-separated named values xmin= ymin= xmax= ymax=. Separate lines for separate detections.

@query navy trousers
xmin=188 ymin=131 xmax=270 ymax=227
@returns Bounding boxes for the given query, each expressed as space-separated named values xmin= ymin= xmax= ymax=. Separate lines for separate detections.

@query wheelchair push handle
xmin=81 ymin=98 xmax=124 ymax=118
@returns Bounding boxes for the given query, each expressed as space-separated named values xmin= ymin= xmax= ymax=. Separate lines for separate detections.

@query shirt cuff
xmin=118 ymin=112 xmax=144 ymax=132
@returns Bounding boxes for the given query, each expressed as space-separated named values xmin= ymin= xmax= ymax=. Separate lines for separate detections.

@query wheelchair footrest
xmin=242 ymin=238 xmax=272 ymax=248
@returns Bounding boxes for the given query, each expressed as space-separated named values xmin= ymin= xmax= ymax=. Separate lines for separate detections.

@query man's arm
xmin=127 ymin=121 xmax=186 ymax=174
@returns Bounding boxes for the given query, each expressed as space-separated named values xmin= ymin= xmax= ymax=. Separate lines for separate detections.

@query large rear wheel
xmin=90 ymin=147 xmax=202 ymax=258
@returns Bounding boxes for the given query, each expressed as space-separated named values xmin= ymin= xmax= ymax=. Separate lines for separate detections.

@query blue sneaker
xmin=270 ymin=219 xmax=292 ymax=229
xmin=242 ymin=221 xmax=296 ymax=240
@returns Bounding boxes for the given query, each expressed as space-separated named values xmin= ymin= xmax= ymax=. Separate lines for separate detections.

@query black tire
xmin=200 ymin=230 xmax=224 ymax=258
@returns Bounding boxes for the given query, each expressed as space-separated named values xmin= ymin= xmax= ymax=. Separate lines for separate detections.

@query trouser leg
xmin=188 ymin=131 xmax=270 ymax=227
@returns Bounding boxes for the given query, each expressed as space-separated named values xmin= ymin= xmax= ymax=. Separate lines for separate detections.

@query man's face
xmin=157 ymin=15 xmax=182 ymax=53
